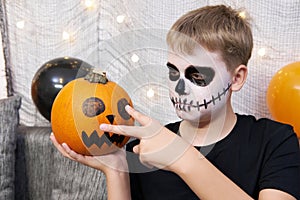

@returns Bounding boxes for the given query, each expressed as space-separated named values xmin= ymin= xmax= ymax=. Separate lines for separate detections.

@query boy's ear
xmin=231 ymin=65 xmax=247 ymax=91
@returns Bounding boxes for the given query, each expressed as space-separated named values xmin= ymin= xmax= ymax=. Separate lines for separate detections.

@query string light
xmin=62 ymin=31 xmax=75 ymax=43
xmin=62 ymin=31 xmax=70 ymax=40
xmin=238 ymin=11 xmax=247 ymax=19
xmin=131 ymin=54 xmax=140 ymax=63
xmin=116 ymin=15 xmax=126 ymax=23
xmin=84 ymin=0 xmax=95 ymax=8
xmin=16 ymin=20 xmax=25 ymax=29
xmin=258 ymin=48 xmax=266 ymax=57
xmin=147 ymin=88 xmax=155 ymax=98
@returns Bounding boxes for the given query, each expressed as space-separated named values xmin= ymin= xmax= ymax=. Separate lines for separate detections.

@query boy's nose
xmin=175 ymin=79 xmax=188 ymax=95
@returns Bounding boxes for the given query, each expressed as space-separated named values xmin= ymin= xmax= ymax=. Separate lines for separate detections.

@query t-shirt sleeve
xmin=259 ymin=124 xmax=300 ymax=199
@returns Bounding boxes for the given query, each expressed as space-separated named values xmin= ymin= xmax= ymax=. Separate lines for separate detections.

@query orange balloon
xmin=267 ymin=61 xmax=300 ymax=138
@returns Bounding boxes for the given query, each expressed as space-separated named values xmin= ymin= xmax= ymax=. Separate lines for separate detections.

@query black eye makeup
xmin=166 ymin=62 xmax=180 ymax=81
xmin=185 ymin=66 xmax=215 ymax=87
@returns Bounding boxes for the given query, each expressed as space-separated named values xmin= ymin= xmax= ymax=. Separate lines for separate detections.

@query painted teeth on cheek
xmin=188 ymin=100 xmax=193 ymax=111
xmin=196 ymin=101 xmax=200 ymax=111
xmin=170 ymin=83 xmax=232 ymax=111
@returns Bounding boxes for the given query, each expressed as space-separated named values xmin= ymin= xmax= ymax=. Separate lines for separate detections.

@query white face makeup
xmin=167 ymin=47 xmax=232 ymax=123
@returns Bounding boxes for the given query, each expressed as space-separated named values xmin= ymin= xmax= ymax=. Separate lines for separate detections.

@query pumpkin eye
xmin=117 ymin=98 xmax=131 ymax=120
xmin=82 ymin=97 xmax=105 ymax=117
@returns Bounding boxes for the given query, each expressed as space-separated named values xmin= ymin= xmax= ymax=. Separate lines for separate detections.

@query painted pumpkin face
xmin=51 ymin=71 xmax=134 ymax=156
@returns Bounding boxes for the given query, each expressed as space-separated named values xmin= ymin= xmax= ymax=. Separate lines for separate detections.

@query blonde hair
xmin=166 ymin=5 xmax=253 ymax=72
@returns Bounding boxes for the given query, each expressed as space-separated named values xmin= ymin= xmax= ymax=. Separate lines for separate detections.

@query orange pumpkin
xmin=51 ymin=69 xmax=134 ymax=155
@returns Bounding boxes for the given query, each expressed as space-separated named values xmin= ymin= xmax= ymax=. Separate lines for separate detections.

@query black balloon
xmin=31 ymin=57 xmax=93 ymax=121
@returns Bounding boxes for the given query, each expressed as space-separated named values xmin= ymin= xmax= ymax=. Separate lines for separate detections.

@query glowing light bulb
xmin=147 ymin=88 xmax=155 ymax=98
xmin=16 ymin=20 xmax=25 ymax=29
xmin=116 ymin=15 xmax=126 ymax=23
xmin=238 ymin=11 xmax=246 ymax=19
xmin=62 ymin=31 xmax=70 ymax=40
xmin=258 ymin=48 xmax=266 ymax=57
xmin=131 ymin=54 xmax=139 ymax=63
xmin=84 ymin=0 xmax=94 ymax=8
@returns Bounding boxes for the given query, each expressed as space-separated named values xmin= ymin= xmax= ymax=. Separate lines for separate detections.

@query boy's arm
xmin=170 ymin=145 xmax=296 ymax=200
xmin=170 ymin=145 xmax=253 ymax=200
xmin=106 ymin=171 xmax=131 ymax=200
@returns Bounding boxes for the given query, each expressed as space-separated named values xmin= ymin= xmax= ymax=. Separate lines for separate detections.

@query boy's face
xmin=167 ymin=46 xmax=232 ymax=123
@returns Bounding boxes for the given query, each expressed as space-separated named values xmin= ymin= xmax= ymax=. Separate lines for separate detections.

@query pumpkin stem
xmin=84 ymin=68 xmax=108 ymax=84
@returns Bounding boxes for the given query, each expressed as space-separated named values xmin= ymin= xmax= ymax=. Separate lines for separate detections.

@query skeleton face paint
xmin=167 ymin=47 xmax=232 ymax=122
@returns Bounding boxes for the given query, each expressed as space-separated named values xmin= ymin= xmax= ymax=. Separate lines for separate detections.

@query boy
xmin=51 ymin=5 xmax=300 ymax=199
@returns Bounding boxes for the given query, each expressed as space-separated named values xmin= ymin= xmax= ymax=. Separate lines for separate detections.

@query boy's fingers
xmin=62 ymin=143 xmax=81 ymax=161
xmin=50 ymin=133 xmax=65 ymax=153
xmin=100 ymin=123 xmax=140 ymax=138
xmin=50 ymin=133 xmax=75 ymax=161
xmin=133 ymin=144 xmax=140 ymax=154
xmin=100 ymin=118 xmax=164 ymax=139
xmin=125 ymin=105 xmax=151 ymax=126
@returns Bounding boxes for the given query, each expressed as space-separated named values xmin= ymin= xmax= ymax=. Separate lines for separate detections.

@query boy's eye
xmin=169 ymin=69 xmax=180 ymax=81
xmin=190 ymin=73 xmax=207 ymax=86
xmin=185 ymin=66 xmax=215 ymax=87
xmin=166 ymin=62 xmax=180 ymax=81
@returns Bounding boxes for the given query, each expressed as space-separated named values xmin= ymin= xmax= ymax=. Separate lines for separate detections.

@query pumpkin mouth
xmin=81 ymin=130 xmax=126 ymax=148
xmin=81 ymin=114 xmax=126 ymax=148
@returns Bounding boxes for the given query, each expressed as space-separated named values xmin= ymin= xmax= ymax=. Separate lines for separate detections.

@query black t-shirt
xmin=126 ymin=114 xmax=300 ymax=200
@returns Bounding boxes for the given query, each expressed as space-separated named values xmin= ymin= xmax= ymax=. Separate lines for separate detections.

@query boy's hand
xmin=100 ymin=105 xmax=191 ymax=170
xmin=50 ymin=133 xmax=128 ymax=174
